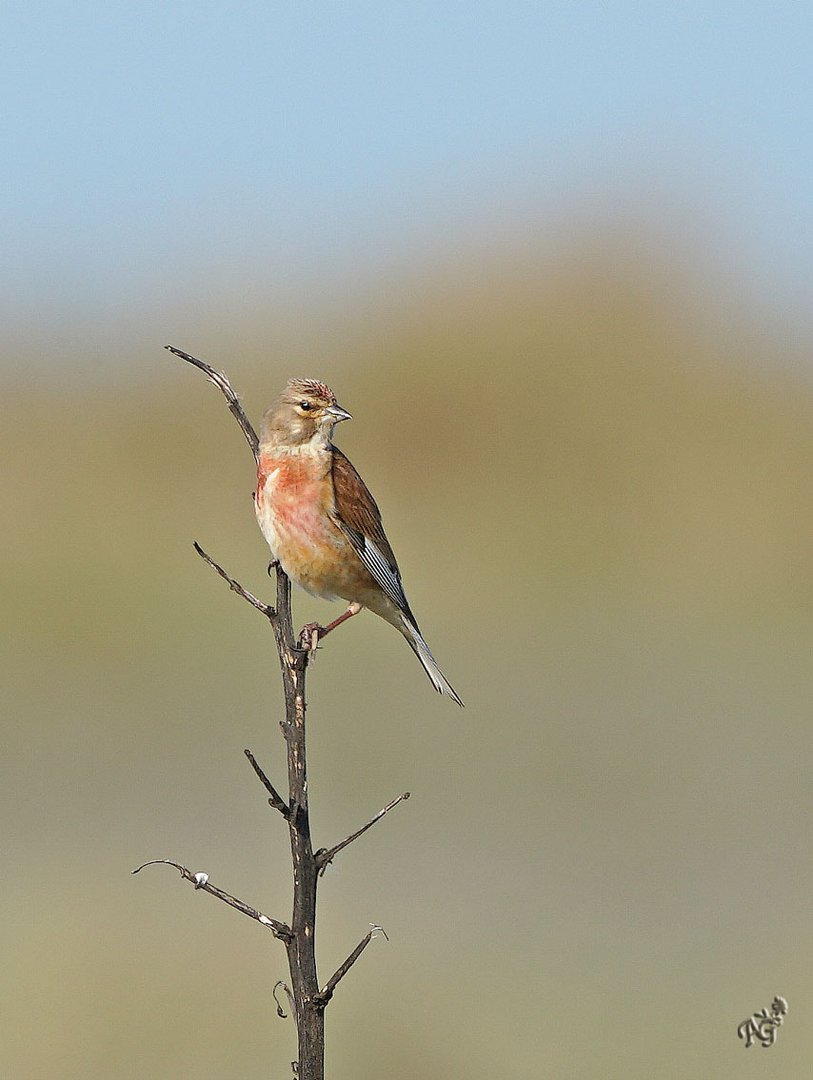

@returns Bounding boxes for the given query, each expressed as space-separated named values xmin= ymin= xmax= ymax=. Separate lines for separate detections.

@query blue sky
xmin=3 ymin=2 xmax=813 ymax=356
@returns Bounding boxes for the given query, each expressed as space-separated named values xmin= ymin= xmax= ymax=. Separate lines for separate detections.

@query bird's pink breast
xmin=255 ymin=452 xmax=345 ymax=598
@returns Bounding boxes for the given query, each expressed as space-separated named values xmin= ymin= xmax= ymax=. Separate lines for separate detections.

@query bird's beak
xmin=325 ymin=404 xmax=352 ymax=424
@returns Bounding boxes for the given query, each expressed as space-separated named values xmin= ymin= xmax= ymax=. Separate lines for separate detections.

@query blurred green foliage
xmin=2 ymin=228 xmax=812 ymax=1078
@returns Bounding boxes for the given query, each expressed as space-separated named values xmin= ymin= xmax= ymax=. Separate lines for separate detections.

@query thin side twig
xmin=315 ymin=792 xmax=410 ymax=874
xmin=132 ymin=859 xmax=291 ymax=941
xmin=244 ymin=748 xmax=291 ymax=818
xmin=315 ymin=925 xmax=388 ymax=1007
xmin=165 ymin=344 xmax=260 ymax=461
xmin=193 ymin=542 xmax=276 ymax=620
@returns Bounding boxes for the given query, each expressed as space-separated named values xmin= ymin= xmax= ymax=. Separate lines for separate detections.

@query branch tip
xmin=244 ymin=748 xmax=291 ymax=818
xmin=193 ymin=542 xmax=276 ymax=620
xmin=165 ymin=344 xmax=260 ymax=461
xmin=315 ymin=791 xmax=411 ymax=873
xmin=316 ymin=925 xmax=385 ymax=1006
xmin=132 ymin=858 xmax=185 ymax=876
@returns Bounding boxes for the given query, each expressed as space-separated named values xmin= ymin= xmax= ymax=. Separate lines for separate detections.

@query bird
xmin=254 ymin=378 xmax=463 ymax=706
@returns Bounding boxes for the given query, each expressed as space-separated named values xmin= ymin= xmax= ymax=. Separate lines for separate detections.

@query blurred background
xmin=2 ymin=4 xmax=812 ymax=1078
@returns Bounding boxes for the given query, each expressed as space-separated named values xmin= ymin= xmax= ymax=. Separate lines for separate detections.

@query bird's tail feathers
xmin=400 ymin=616 xmax=464 ymax=707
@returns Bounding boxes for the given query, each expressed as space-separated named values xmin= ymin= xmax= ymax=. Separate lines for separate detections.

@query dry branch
xmin=315 ymin=792 xmax=410 ymax=874
xmin=164 ymin=344 xmax=259 ymax=460
xmin=135 ymin=348 xmax=408 ymax=1080
xmin=132 ymin=859 xmax=290 ymax=941
xmin=244 ymin=748 xmax=291 ymax=818
xmin=316 ymin=925 xmax=388 ymax=1006
xmin=193 ymin=541 xmax=275 ymax=620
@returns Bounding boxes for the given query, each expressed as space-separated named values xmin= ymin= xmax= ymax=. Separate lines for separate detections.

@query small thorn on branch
xmin=315 ymin=792 xmax=410 ymax=874
xmin=132 ymin=858 xmax=291 ymax=942
xmin=244 ymin=748 xmax=291 ymax=818
xmin=193 ymin=542 xmax=276 ymax=620
xmin=314 ymin=924 xmax=387 ymax=1007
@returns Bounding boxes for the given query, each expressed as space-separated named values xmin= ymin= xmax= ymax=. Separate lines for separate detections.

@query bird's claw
xmin=299 ymin=622 xmax=324 ymax=658
xmin=267 ymin=559 xmax=280 ymax=577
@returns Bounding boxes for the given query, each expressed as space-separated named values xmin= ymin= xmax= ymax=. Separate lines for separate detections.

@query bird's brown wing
xmin=330 ymin=447 xmax=416 ymax=621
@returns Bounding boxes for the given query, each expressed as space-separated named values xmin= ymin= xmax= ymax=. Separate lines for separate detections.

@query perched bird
xmin=254 ymin=378 xmax=463 ymax=706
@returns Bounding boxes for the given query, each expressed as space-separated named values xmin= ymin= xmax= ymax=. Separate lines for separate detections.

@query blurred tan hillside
xmin=6 ymin=232 xmax=811 ymax=630
xmin=3 ymin=227 xmax=813 ymax=1080
xmin=316 ymin=240 xmax=813 ymax=616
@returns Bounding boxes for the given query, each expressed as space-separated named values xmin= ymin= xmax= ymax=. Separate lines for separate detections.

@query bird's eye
xmin=299 ymin=401 xmax=312 ymax=411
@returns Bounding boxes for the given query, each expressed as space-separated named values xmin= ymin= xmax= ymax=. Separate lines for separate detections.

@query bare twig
xmin=165 ymin=344 xmax=260 ymax=461
xmin=245 ymin=748 xmax=291 ymax=818
xmin=132 ymin=859 xmax=291 ymax=941
xmin=315 ymin=792 xmax=410 ymax=874
xmin=193 ymin=541 xmax=276 ymax=619
xmin=315 ymin=926 xmax=387 ymax=1007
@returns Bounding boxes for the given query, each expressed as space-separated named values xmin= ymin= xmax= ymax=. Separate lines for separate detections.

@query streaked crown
xmin=260 ymin=377 xmax=344 ymax=449
xmin=284 ymin=378 xmax=336 ymax=404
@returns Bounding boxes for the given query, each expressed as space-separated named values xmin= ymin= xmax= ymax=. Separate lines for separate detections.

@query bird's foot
xmin=299 ymin=622 xmax=325 ymax=658
xmin=266 ymin=559 xmax=280 ymax=577
xmin=298 ymin=603 xmax=362 ymax=660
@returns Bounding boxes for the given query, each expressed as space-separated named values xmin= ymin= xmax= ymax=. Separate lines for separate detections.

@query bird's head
xmin=260 ymin=378 xmax=352 ymax=450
